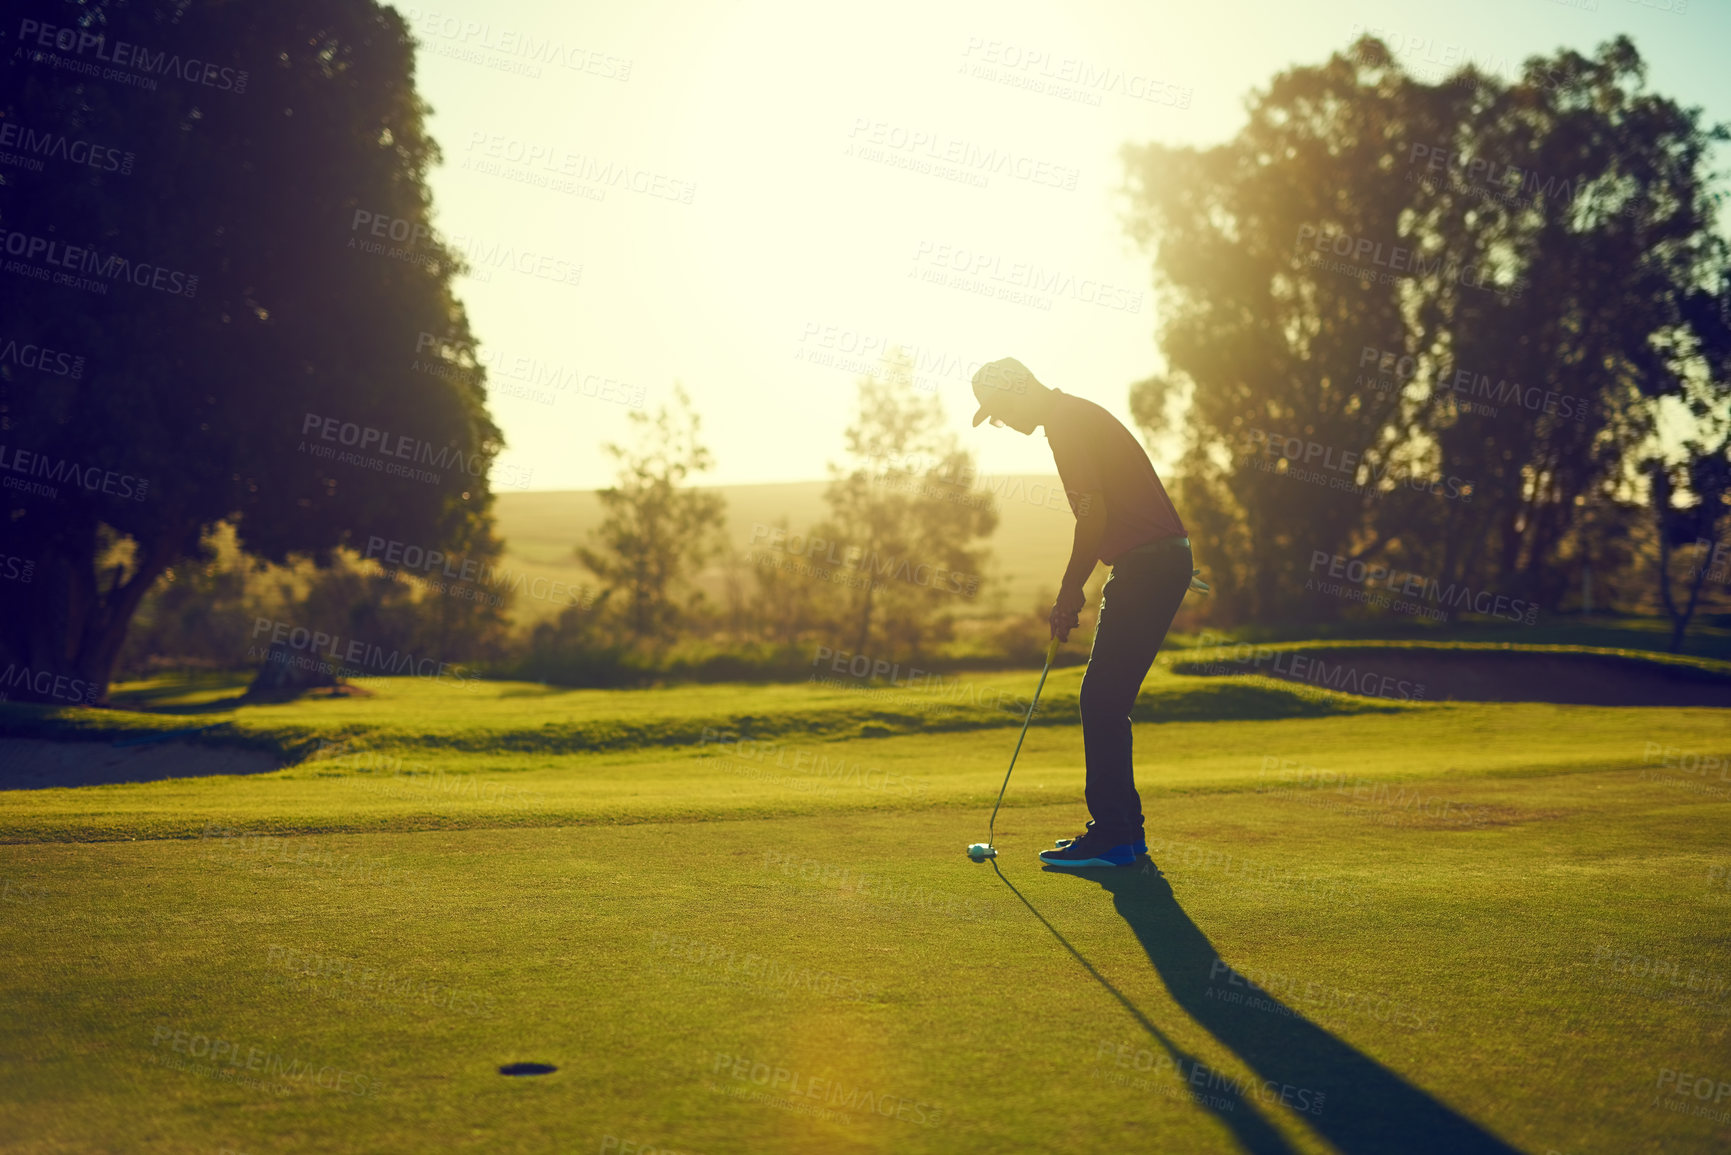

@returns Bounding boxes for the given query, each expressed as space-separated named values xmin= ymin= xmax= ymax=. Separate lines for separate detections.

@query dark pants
xmin=1079 ymin=540 xmax=1194 ymax=844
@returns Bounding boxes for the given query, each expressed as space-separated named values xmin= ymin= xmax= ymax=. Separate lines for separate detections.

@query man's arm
xmin=1060 ymin=491 xmax=1105 ymax=593
xmin=1050 ymin=491 xmax=1105 ymax=640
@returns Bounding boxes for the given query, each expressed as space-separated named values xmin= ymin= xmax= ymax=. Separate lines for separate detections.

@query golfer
xmin=971 ymin=357 xmax=1199 ymax=868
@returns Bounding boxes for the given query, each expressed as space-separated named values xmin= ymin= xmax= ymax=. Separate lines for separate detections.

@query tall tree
xmin=577 ymin=385 xmax=725 ymax=643
xmin=818 ymin=350 xmax=997 ymax=655
xmin=1122 ymin=35 xmax=1729 ymax=625
xmin=744 ymin=516 xmax=827 ymax=647
xmin=1399 ymin=40 xmax=1731 ymax=611
xmin=0 ymin=0 xmax=500 ymax=702
xmin=1123 ymin=39 xmax=1453 ymax=622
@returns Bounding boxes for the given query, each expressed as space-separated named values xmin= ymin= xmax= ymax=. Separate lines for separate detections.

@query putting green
xmin=1 ymin=675 xmax=1728 ymax=1152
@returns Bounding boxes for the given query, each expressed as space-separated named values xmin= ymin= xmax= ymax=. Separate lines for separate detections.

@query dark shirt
xmin=1044 ymin=390 xmax=1186 ymax=564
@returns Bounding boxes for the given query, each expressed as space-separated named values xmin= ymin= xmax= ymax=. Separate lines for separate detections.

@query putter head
xmin=967 ymin=843 xmax=996 ymax=861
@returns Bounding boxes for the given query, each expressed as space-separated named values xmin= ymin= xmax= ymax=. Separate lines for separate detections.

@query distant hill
xmin=494 ymin=475 xmax=1081 ymax=626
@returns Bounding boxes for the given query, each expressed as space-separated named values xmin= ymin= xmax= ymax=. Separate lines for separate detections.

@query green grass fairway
xmin=3 ymin=670 xmax=1730 ymax=1153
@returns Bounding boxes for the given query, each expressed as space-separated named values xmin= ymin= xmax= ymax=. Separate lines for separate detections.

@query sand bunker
xmin=1174 ymin=647 xmax=1731 ymax=706
xmin=0 ymin=738 xmax=280 ymax=790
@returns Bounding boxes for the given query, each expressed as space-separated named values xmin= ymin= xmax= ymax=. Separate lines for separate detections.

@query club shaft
xmin=985 ymin=639 xmax=1058 ymax=847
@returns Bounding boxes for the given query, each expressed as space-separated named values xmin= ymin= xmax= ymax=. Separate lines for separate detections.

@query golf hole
xmin=498 ymin=1062 xmax=557 ymax=1076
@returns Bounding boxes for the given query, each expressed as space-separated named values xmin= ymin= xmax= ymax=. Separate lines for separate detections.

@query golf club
xmin=967 ymin=636 xmax=1060 ymax=862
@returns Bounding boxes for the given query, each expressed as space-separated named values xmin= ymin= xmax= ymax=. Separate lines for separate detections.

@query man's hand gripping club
xmin=1049 ymin=490 xmax=1105 ymax=643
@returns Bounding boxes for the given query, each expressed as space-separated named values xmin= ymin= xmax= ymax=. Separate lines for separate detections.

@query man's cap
xmin=971 ymin=357 xmax=1036 ymax=426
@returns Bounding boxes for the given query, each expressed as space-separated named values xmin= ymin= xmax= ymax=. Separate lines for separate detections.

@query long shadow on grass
xmin=989 ymin=860 xmax=1300 ymax=1154
xmin=1049 ymin=865 xmax=1524 ymax=1154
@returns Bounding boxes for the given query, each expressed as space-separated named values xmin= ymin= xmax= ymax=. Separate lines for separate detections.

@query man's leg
xmin=1078 ymin=549 xmax=1194 ymax=845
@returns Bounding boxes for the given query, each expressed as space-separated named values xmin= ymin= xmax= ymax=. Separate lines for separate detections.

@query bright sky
xmin=404 ymin=0 xmax=1731 ymax=492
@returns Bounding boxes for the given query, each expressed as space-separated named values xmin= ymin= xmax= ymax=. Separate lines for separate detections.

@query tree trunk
xmin=0 ymin=524 xmax=184 ymax=706
xmin=851 ymin=579 xmax=875 ymax=656
xmin=1666 ymin=547 xmax=1713 ymax=654
xmin=245 ymin=640 xmax=343 ymax=700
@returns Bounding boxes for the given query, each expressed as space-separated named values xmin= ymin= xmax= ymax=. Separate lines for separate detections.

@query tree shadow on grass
xmin=1007 ymin=861 xmax=1525 ymax=1154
